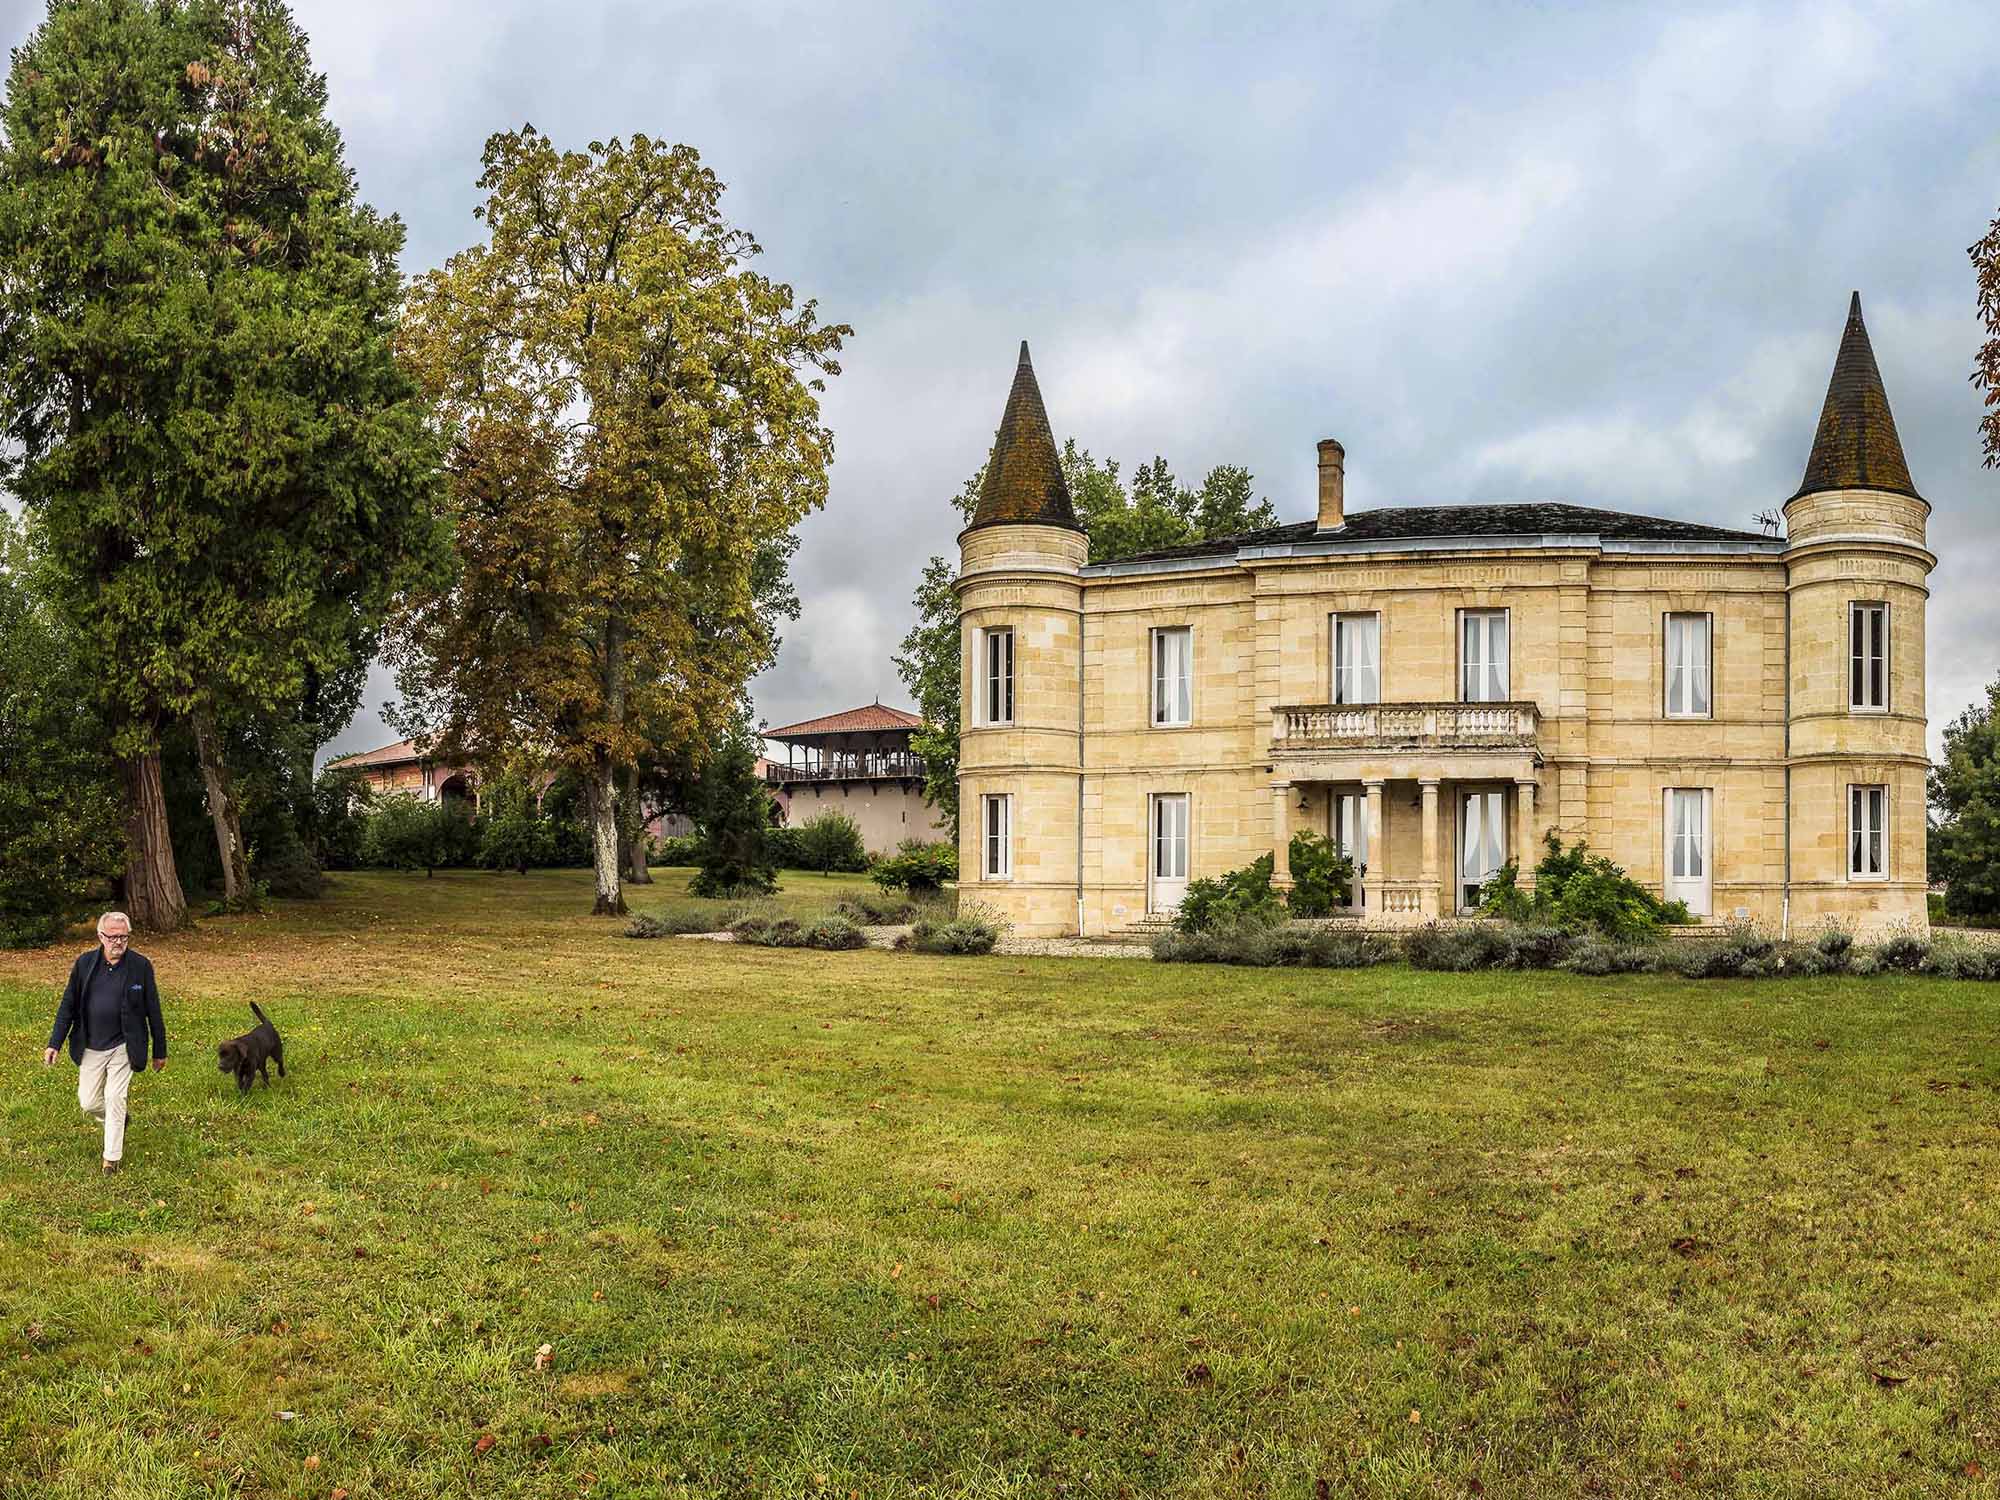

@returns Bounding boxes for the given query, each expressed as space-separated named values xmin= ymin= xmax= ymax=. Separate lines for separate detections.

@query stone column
xmin=1363 ymin=778 xmax=1386 ymax=915
xmin=1271 ymin=782 xmax=1293 ymax=887
xmin=1515 ymin=777 xmax=1538 ymax=891
xmin=1419 ymin=779 xmax=1441 ymax=918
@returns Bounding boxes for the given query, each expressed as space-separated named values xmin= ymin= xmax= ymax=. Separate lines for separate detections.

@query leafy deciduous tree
xmin=390 ymin=128 xmax=846 ymax=915
xmin=1929 ymin=679 xmax=2000 ymax=917
xmin=1973 ymin=205 xmax=2000 ymax=469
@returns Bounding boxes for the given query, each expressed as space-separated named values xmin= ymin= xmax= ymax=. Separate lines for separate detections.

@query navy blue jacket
xmin=47 ymin=949 xmax=167 ymax=1071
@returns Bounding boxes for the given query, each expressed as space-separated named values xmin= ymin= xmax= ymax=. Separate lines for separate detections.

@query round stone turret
xmin=1783 ymin=292 xmax=1933 ymax=933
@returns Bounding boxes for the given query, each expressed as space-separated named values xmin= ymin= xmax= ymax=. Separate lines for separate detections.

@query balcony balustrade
xmin=1271 ymin=700 xmax=1539 ymax=752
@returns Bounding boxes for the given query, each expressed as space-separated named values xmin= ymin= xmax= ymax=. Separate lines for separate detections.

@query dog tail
xmin=249 ymin=1001 xmax=270 ymax=1026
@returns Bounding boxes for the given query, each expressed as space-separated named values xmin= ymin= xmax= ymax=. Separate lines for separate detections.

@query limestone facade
xmin=954 ymin=307 xmax=1935 ymax=938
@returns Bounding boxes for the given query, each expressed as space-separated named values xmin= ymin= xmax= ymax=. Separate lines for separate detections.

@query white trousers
xmin=78 ymin=1046 xmax=133 ymax=1164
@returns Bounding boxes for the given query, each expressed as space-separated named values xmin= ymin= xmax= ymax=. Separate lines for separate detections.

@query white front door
xmin=1149 ymin=794 xmax=1190 ymax=914
xmin=1459 ymin=789 xmax=1506 ymax=913
xmin=1331 ymin=791 xmax=1369 ymax=911
xmin=1664 ymin=788 xmax=1712 ymax=916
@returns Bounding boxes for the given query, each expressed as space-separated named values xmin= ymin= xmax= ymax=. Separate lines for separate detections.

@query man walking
xmin=42 ymin=912 xmax=167 ymax=1173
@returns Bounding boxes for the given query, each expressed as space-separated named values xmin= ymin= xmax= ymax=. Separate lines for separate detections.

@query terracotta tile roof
xmin=1792 ymin=291 xmax=1920 ymax=502
xmin=1100 ymin=503 xmax=1770 ymax=565
xmin=965 ymin=342 xmax=1083 ymax=534
xmin=764 ymin=703 xmax=924 ymax=740
xmin=325 ymin=738 xmax=423 ymax=769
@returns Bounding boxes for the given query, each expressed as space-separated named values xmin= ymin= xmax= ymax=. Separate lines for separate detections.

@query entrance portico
xmin=1270 ymin=701 xmax=1542 ymax=923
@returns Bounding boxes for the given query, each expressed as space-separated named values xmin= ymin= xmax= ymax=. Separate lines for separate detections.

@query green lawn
xmin=2 ymin=869 xmax=1996 ymax=1498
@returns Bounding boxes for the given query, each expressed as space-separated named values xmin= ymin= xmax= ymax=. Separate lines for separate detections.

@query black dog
xmin=217 ymin=1002 xmax=285 ymax=1094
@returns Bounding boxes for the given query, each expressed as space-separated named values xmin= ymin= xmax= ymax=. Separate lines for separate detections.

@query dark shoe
xmin=101 ymin=1158 xmax=120 ymax=1174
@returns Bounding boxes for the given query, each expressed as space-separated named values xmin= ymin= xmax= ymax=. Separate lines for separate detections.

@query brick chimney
xmin=1316 ymin=438 xmax=1345 ymax=531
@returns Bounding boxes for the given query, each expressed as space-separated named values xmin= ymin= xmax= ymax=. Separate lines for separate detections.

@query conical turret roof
xmin=1792 ymin=292 xmax=1921 ymax=502
xmin=966 ymin=342 xmax=1082 ymax=533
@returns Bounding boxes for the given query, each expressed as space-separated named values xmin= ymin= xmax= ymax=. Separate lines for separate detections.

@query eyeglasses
xmin=100 ymin=933 xmax=130 ymax=944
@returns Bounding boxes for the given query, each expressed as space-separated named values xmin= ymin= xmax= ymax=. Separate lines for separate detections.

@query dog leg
xmin=275 ymin=1046 xmax=285 ymax=1079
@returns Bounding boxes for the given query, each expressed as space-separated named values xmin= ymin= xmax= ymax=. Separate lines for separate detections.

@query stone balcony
xmin=1271 ymin=700 xmax=1540 ymax=752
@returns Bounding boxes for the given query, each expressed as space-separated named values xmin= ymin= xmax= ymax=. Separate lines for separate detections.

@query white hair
xmin=96 ymin=911 xmax=131 ymax=934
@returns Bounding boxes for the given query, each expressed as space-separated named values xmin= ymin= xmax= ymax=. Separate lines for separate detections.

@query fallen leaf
xmin=304 ymin=1453 xmax=320 ymax=1470
xmin=473 ymin=1432 xmax=496 ymax=1456
xmin=534 ymin=1342 xmax=553 ymax=1371
xmin=1409 ymin=1408 xmax=1422 ymax=1424
xmin=277 ymin=1411 xmax=297 ymax=1422
xmin=1870 ymin=1368 xmax=1911 ymax=1387
xmin=890 ymin=1262 xmax=904 ymax=1279
xmin=1184 ymin=1362 xmax=1213 ymax=1387
xmin=479 ymin=1178 xmax=493 ymax=1196
xmin=333 ymin=1490 xmax=350 ymax=1500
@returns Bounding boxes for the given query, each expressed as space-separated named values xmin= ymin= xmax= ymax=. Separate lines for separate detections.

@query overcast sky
xmin=4 ymin=0 xmax=1997 ymax=762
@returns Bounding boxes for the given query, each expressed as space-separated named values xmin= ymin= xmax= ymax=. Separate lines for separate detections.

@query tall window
xmin=1849 ymin=603 xmax=1888 ymax=712
xmin=982 ymin=793 xmax=1012 ymax=878
xmin=1460 ymin=610 xmax=1509 ymax=703
xmin=1664 ymin=612 xmax=1712 ymax=718
xmin=1459 ymin=789 xmax=1506 ymax=912
xmin=1848 ymin=785 xmax=1887 ymax=880
xmin=1151 ymin=627 xmax=1192 ymax=726
xmin=1331 ymin=613 xmax=1380 ymax=704
xmin=982 ymin=627 xmax=1015 ymax=726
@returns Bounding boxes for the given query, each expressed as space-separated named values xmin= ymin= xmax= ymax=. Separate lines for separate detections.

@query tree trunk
xmin=121 ymin=747 xmax=189 ymax=932
xmin=586 ymin=753 xmax=626 ymax=916
xmin=618 ymin=767 xmax=652 ymax=885
xmin=191 ymin=704 xmax=251 ymax=904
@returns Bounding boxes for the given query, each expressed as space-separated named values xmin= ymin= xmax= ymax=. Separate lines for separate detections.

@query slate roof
xmin=764 ymin=703 xmax=923 ymax=741
xmin=964 ymin=342 xmax=1083 ymax=534
xmin=1097 ymin=503 xmax=1773 ymax=566
xmin=1792 ymin=291 xmax=1921 ymax=502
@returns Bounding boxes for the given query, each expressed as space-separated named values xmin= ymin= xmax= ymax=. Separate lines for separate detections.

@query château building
xmin=955 ymin=295 xmax=1931 ymax=937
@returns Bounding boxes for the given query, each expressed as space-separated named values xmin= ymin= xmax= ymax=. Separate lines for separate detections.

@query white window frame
xmin=1150 ymin=626 xmax=1193 ymax=728
xmin=1459 ymin=608 xmax=1510 ymax=704
xmin=1663 ymin=611 xmax=1713 ymax=720
xmin=1849 ymin=602 xmax=1889 ymax=714
xmin=1330 ymin=611 xmax=1381 ymax=705
xmin=982 ymin=793 xmax=1012 ymax=879
xmin=977 ymin=626 xmax=1015 ymax=727
xmin=1847 ymin=784 xmax=1888 ymax=881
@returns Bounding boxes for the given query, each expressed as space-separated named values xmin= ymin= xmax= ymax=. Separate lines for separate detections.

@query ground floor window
xmin=1330 ymin=789 xmax=1369 ymax=910
xmin=1149 ymin=793 xmax=1189 ymax=913
xmin=1664 ymin=787 xmax=1712 ymax=916
xmin=1848 ymin=784 xmax=1887 ymax=880
xmin=982 ymin=794 xmax=1012 ymax=879
xmin=1459 ymin=788 xmax=1506 ymax=913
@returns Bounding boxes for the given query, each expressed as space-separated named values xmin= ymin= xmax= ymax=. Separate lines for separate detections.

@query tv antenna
xmin=1753 ymin=508 xmax=1782 ymax=537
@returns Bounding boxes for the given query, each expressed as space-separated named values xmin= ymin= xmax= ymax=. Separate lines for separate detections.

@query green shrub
xmin=1812 ymin=926 xmax=1854 ymax=974
xmin=1918 ymin=938 xmax=1998 ymax=981
xmin=729 ymin=912 xmax=867 ymax=950
xmin=1154 ymin=918 xmax=1395 ymax=968
xmin=763 ymin=826 xmax=806 ymax=869
xmin=794 ymin=811 xmax=869 ymax=874
xmin=1175 ymin=854 xmax=1284 ymax=934
xmin=204 ymin=879 xmax=271 ymax=917
xmin=1402 ymin=922 xmax=1522 ymax=972
xmin=478 ymin=813 xmax=556 ymax=874
xmin=1481 ymin=833 xmax=1690 ymax=939
xmin=1561 ymin=937 xmax=1663 ymax=975
xmin=1928 ymin=891 xmax=1947 ymax=923
xmin=899 ymin=908 xmax=1003 ymax=955
xmin=255 ymin=834 xmax=329 ymax=899
xmin=654 ymin=833 xmax=701 ymax=867
xmin=871 ymin=839 xmax=958 ymax=895
xmin=1284 ymin=831 xmax=1354 ymax=918
xmin=1875 ymin=927 xmax=1930 ymax=973
xmin=1670 ymin=926 xmax=1777 ymax=979
xmin=836 ymin=889 xmax=949 ymax=925
xmin=624 ymin=902 xmax=748 ymax=938
xmin=360 ymin=794 xmax=476 ymax=875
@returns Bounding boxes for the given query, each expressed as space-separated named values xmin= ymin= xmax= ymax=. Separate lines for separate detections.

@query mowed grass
xmin=1 ymin=870 xmax=1997 ymax=1499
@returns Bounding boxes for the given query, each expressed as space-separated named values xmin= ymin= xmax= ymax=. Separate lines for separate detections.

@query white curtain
xmin=1335 ymin=615 xmax=1379 ymax=704
xmin=1463 ymin=613 xmax=1507 ymax=702
xmin=1154 ymin=795 xmax=1188 ymax=878
xmin=1672 ymin=790 xmax=1704 ymax=878
xmin=1462 ymin=792 xmax=1504 ymax=885
xmin=1154 ymin=629 xmax=1191 ymax=724
xmin=1667 ymin=616 xmax=1710 ymax=716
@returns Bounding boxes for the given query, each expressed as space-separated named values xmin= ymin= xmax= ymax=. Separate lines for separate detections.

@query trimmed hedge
xmin=1154 ymin=918 xmax=1396 ymax=968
